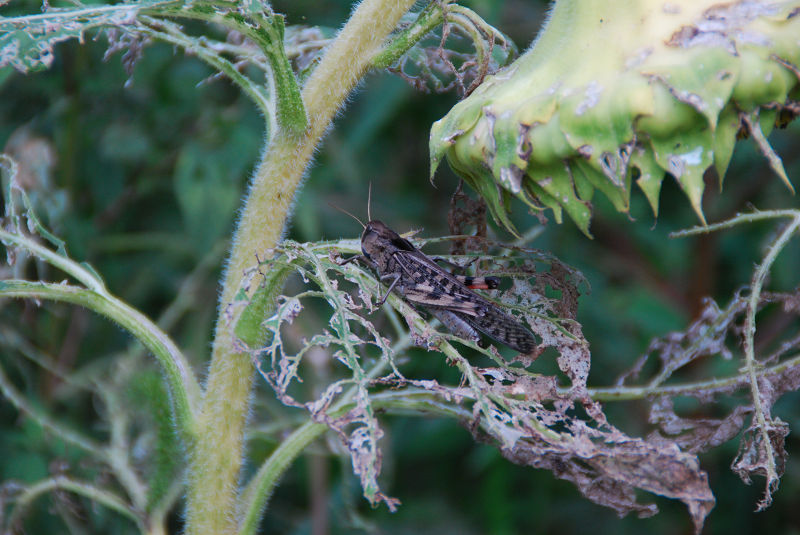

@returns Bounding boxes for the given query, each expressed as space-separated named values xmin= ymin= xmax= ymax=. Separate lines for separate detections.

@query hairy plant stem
xmin=186 ymin=1 xmax=417 ymax=533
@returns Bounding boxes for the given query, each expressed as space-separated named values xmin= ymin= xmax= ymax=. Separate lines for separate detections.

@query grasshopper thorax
xmin=361 ymin=220 xmax=415 ymax=271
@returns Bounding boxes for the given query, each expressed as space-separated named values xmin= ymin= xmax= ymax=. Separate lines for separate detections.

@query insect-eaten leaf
xmin=230 ymin=233 xmax=727 ymax=530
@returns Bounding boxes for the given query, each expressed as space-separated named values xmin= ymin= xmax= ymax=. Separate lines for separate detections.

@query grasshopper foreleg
xmin=376 ymin=272 xmax=401 ymax=306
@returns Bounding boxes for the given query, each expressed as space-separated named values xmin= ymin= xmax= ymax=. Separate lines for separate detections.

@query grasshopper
xmin=337 ymin=202 xmax=537 ymax=353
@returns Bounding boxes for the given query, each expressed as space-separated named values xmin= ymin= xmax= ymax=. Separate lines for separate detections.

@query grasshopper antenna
xmin=329 ymin=202 xmax=366 ymax=229
xmin=367 ymin=182 xmax=373 ymax=222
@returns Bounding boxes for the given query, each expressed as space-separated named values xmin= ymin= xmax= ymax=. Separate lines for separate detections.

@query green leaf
xmin=643 ymin=46 xmax=739 ymax=130
xmin=528 ymin=163 xmax=592 ymax=236
xmin=629 ymin=145 xmax=665 ymax=217
xmin=712 ymin=105 xmax=740 ymax=182
xmin=571 ymin=158 xmax=629 ymax=215
xmin=234 ymin=263 xmax=293 ymax=348
xmin=0 ymin=0 xmax=177 ymax=73
xmin=649 ymin=129 xmax=714 ymax=224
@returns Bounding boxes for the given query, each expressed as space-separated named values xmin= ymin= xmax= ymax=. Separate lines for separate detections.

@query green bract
xmin=430 ymin=0 xmax=800 ymax=236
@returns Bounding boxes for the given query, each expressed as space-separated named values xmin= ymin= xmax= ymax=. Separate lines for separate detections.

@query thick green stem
xmin=186 ymin=1 xmax=417 ymax=533
xmin=238 ymin=420 xmax=326 ymax=535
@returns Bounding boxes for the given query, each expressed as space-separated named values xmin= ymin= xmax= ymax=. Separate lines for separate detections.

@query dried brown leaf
xmin=497 ymin=423 xmax=714 ymax=533
xmin=616 ymin=288 xmax=800 ymax=517
xmin=731 ymin=418 xmax=789 ymax=511
xmin=649 ymin=396 xmax=751 ymax=453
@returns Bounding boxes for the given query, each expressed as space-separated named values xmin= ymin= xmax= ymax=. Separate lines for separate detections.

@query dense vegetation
xmin=1 ymin=1 xmax=799 ymax=533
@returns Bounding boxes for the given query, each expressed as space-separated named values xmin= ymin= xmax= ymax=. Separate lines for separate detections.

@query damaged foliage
xmin=372 ymin=1 xmax=517 ymax=97
xmin=235 ymin=232 xmax=716 ymax=532
xmin=612 ymin=289 xmax=800 ymax=512
xmin=1 ymin=0 xmax=308 ymax=136
xmin=598 ymin=209 xmax=800 ymax=515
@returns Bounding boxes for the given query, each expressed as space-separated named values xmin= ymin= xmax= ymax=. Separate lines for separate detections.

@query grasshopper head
xmin=361 ymin=220 xmax=415 ymax=268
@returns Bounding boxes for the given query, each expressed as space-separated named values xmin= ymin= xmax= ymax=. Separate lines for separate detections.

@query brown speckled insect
xmin=337 ymin=196 xmax=536 ymax=353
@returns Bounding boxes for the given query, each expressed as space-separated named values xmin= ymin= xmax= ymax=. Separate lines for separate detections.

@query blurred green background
xmin=2 ymin=0 xmax=800 ymax=533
